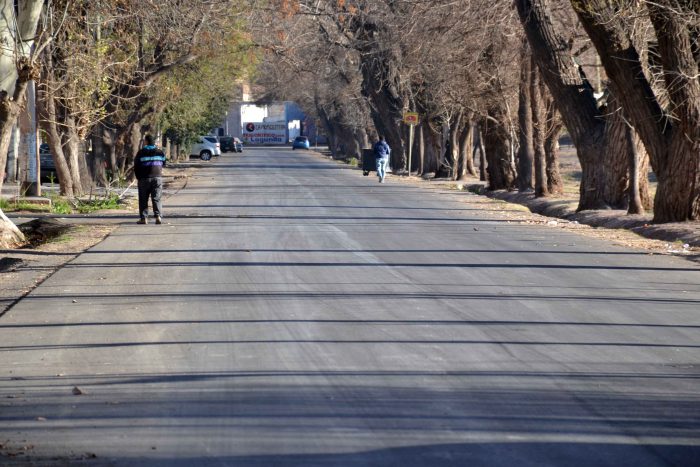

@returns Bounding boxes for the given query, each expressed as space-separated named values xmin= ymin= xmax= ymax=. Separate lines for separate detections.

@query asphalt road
xmin=1 ymin=147 xmax=699 ymax=466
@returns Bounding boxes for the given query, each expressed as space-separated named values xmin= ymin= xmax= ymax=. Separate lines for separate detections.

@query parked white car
xmin=190 ymin=136 xmax=221 ymax=161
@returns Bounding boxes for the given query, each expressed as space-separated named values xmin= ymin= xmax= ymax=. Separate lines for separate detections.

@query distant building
xmin=218 ymin=101 xmax=307 ymax=145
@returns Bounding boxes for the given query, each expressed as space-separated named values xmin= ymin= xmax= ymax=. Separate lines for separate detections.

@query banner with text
xmin=242 ymin=122 xmax=286 ymax=144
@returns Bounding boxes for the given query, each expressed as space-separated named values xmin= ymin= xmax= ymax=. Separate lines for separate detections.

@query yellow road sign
xmin=403 ymin=112 xmax=419 ymax=126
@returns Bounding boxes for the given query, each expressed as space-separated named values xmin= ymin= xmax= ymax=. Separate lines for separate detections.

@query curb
xmin=468 ymin=185 xmax=700 ymax=248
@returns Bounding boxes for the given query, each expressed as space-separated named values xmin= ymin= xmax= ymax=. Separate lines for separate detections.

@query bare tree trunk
xmin=5 ymin=125 xmax=18 ymax=182
xmin=352 ymin=16 xmax=408 ymax=172
xmin=544 ymin=127 xmax=564 ymax=195
xmin=483 ymin=111 xmax=517 ymax=190
xmin=40 ymin=93 xmax=75 ymax=197
xmin=531 ymin=57 xmax=548 ymax=197
xmin=574 ymin=0 xmax=700 ymax=221
xmin=330 ymin=121 xmax=344 ymax=158
xmin=167 ymin=139 xmax=175 ymax=161
xmin=121 ymin=123 xmax=142 ymax=177
xmin=516 ymin=0 xmax=607 ymax=210
xmin=333 ymin=122 xmax=360 ymax=159
xmin=458 ymin=121 xmax=476 ymax=179
xmin=436 ymin=121 xmax=451 ymax=178
xmin=64 ymin=117 xmax=84 ymax=196
xmin=100 ymin=124 xmax=118 ymax=181
xmin=0 ymin=81 xmax=30 ymax=193
xmin=357 ymin=127 xmax=369 ymax=151
xmin=0 ymin=0 xmax=43 ymax=193
xmin=626 ymin=123 xmax=644 ymax=215
xmin=474 ymin=124 xmax=486 ymax=182
xmin=114 ymin=131 xmax=126 ymax=176
xmin=0 ymin=0 xmax=44 ymax=247
xmin=602 ymin=101 xmax=630 ymax=209
xmin=423 ymin=121 xmax=441 ymax=175
xmin=638 ymin=143 xmax=652 ymax=211
xmin=77 ymin=138 xmax=91 ymax=193
xmin=90 ymin=124 xmax=109 ymax=186
xmin=417 ymin=123 xmax=425 ymax=176
xmin=0 ymin=210 xmax=25 ymax=247
xmin=647 ymin=4 xmax=700 ymax=221
xmin=316 ymin=103 xmax=337 ymax=157
xmin=544 ymin=93 xmax=564 ymax=195
xmin=601 ymin=104 xmax=651 ymax=213
xmin=517 ymin=43 xmax=535 ymax=192
xmin=449 ymin=113 xmax=463 ymax=180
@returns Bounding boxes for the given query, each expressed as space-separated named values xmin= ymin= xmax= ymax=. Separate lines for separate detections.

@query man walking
xmin=374 ymin=135 xmax=391 ymax=183
xmin=134 ymin=134 xmax=166 ymax=224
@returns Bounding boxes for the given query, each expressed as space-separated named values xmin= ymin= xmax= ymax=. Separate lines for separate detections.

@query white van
xmin=190 ymin=136 xmax=221 ymax=161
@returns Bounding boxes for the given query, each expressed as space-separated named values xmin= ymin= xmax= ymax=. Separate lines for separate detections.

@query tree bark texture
xmin=531 ymin=56 xmax=548 ymax=197
xmin=626 ymin=122 xmax=644 ymax=215
xmin=436 ymin=121 xmax=451 ymax=179
xmin=517 ymin=43 xmax=535 ymax=192
xmin=0 ymin=210 xmax=25 ymax=248
xmin=516 ymin=0 xmax=607 ymax=210
xmin=89 ymin=124 xmax=109 ymax=186
xmin=422 ymin=121 xmax=441 ymax=176
xmin=544 ymin=123 xmax=564 ymax=195
xmin=601 ymin=101 xmax=630 ymax=210
xmin=457 ymin=121 xmax=476 ymax=179
xmin=39 ymin=90 xmax=75 ymax=197
xmin=316 ymin=104 xmax=337 ymax=158
xmin=449 ymin=113 xmax=463 ymax=180
xmin=0 ymin=84 xmax=28 ymax=191
xmin=352 ymin=16 xmax=408 ymax=172
xmin=417 ymin=123 xmax=425 ymax=176
xmin=483 ymin=110 xmax=517 ymax=191
xmin=601 ymin=100 xmax=651 ymax=212
xmin=543 ymin=93 xmax=564 ymax=196
xmin=474 ymin=124 xmax=486 ymax=182
xmin=0 ymin=0 xmax=53 ymax=247
xmin=360 ymin=66 xmax=407 ymax=171
xmin=574 ymin=0 xmax=700 ymax=221
xmin=6 ymin=125 xmax=19 ymax=182
xmin=648 ymin=2 xmax=700 ymax=221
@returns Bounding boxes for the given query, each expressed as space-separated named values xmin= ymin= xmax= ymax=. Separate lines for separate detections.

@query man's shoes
xmin=137 ymin=217 xmax=148 ymax=224
xmin=155 ymin=216 xmax=162 ymax=225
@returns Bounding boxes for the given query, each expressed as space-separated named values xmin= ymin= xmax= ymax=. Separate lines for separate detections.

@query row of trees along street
xmin=1 ymin=0 xmax=699 ymax=248
xmin=0 ymin=0 xmax=254 ymax=248
xmin=254 ymin=0 xmax=699 ymax=223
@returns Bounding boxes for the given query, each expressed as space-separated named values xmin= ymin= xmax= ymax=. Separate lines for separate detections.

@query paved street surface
xmin=1 ymin=147 xmax=699 ymax=466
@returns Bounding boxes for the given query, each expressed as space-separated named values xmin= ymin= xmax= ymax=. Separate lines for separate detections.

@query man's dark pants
xmin=137 ymin=177 xmax=163 ymax=219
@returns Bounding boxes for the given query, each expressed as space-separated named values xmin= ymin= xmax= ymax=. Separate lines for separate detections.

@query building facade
xmin=218 ymin=101 xmax=307 ymax=145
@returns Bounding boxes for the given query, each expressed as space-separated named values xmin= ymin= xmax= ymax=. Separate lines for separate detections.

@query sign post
xmin=403 ymin=112 xmax=419 ymax=176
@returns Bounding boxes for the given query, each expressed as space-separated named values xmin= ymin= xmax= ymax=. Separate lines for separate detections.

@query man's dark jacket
xmin=134 ymin=145 xmax=166 ymax=180
xmin=373 ymin=140 xmax=391 ymax=159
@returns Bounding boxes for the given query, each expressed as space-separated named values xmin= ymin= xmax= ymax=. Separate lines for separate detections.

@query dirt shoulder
xmin=403 ymin=177 xmax=699 ymax=262
xmin=0 ymin=223 xmax=116 ymax=315
xmin=475 ymin=187 xmax=700 ymax=248
xmin=315 ymin=149 xmax=699 ymax=263
xmin=0 ymin=165 xmax=193 ymax=316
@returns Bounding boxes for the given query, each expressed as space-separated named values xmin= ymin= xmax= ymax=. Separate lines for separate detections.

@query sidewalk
xmin=315 ymin=149 xmax=700 ymax=259
xmin=471 ymin=186 xmax=700 ymax=248
xmin=2 ymin=164 xmax=192 ymax=226
xmin=1 ymin=164 xmax=193 ymax=315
